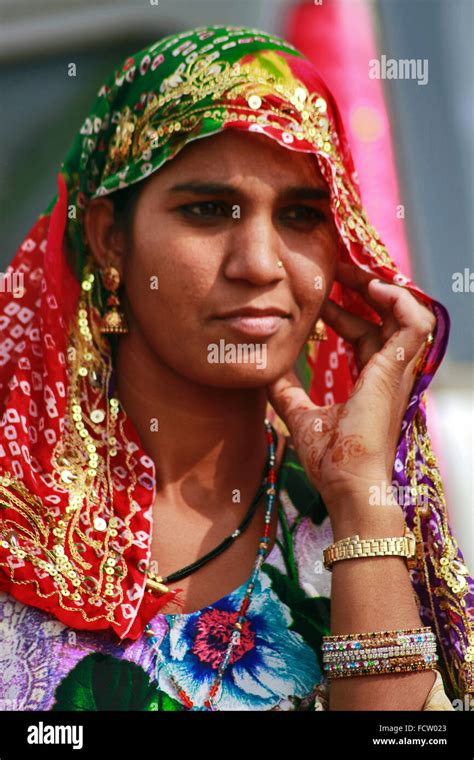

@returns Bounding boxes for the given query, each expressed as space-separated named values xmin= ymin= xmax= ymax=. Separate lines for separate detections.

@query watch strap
xmin=323 ymin=525 xmax=417 ymax=571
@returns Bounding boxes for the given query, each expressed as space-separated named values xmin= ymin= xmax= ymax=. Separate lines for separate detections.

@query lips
xmin=215 ymin=307 xmax=290 ymax=319
xmin=214 ymin=307 xmax=290 ymax=337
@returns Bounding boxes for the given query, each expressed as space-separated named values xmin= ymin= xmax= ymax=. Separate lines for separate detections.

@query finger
xmin=335 ymin=262 xmax=401 ymax=342
xmin=406 ymin=333 xmax=434 ymax=377
xmin=367 ymin=280 xmax=436 ymax=368
xmin=335 ymin=260 xmax=392 ymax=319
xmin=321 ymin=299 xmax=383 ymax=368
xmin=336 ymin=261 xmax=436 ymax=326
xmin=266 ymin=369 xmax=317 ymax=433
xmin=321 ymin=299 xmax=381 ymax=343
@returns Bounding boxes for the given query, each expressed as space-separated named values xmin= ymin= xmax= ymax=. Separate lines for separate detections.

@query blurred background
xmin=0 ymin=0 xmax=473 ymax=566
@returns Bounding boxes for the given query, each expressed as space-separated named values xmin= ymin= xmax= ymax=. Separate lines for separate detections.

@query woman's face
xmin=97 ymin=129 xmax=339 ymax=387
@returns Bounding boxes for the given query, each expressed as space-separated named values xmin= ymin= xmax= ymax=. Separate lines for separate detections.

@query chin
xmin=199 ymin=361 xmax=288 ymax=389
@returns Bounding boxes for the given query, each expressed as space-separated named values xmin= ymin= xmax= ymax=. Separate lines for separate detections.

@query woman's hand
xmin=266 ymin=262 xmax=436 ymax=522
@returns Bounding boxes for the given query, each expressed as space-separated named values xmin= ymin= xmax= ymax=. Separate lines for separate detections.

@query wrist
xmin=328 ymin=501 xmax=407 ymax=542
xmin=320 ymin=475 xmax=407 ymax=539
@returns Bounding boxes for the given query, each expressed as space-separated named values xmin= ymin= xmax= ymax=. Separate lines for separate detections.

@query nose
xmin=222 ymin=210 xmax=286 ymax=286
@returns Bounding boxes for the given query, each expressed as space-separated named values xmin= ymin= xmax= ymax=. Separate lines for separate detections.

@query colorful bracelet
xmin=323 ymin=656 xmax=438 ymax=679
xmin=324 ymin=642 xmax=437 ymax=662
xmin=323 ymin=627 xmax=435 ymax=651
xmin=322 ymin=626 xmax=438 ymax=680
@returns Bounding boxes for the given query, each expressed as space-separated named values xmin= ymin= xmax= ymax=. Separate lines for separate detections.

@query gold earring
xmin=309 ymin=318 xmax=328 ymax=341
xmin=99 ymin=265 xmax=128 ymax=334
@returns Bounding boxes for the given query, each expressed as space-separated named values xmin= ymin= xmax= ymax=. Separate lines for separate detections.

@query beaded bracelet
xmin=325 ymin=642 xmax=437 ymax=663
xmin=323 ymin=656 xmax=438 ymax=679
xmin=323 ymin=626 xmax=434 ymax=647
xmin=323 ymin=647 xmax=438 ymax=667
xmin=323 ymin=629 xmax=435 ymax=656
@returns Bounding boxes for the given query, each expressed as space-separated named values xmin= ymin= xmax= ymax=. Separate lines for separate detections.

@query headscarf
xmin=0 ymin=24 xmax=472 ymax=700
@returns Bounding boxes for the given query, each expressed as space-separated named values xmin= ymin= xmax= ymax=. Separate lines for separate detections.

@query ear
xmin=83 ymin=198 xmax=128 ymax=277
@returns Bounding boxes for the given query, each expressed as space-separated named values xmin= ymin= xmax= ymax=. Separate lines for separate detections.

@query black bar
xmin=0 ymin=708 xmax=471 ymax=758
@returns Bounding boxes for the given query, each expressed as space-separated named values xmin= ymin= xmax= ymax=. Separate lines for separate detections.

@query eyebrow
xmin=167 ymin=181 xmax=330 ymax=201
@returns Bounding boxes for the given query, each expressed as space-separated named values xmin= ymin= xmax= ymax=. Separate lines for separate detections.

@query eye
xmin=179 ymin=201 xmax=229 ymax=218
xmin=280 ymin=205 xmax=327 ymax=228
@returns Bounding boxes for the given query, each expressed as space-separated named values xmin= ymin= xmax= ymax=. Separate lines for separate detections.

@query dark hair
xmin=110 ymin=180 xmax=146 ymax=240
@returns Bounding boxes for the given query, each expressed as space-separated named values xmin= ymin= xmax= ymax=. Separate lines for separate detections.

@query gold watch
xmin=323 ymin=525 xmax=417 ymax=571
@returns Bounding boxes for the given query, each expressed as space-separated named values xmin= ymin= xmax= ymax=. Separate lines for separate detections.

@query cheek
xmin=289 ymin=243 xmax=337 ymax=315
xmin=122 ymin=240 xmax=216 ymax=338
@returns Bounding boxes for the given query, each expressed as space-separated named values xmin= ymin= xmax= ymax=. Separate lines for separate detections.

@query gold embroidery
xmin=105 ymin=107 xmax=137 ymax=181
xmin=407 ymin=409 xmax=474 ymax=697
xmin=0 ymin=262 xmax=146 ymax=626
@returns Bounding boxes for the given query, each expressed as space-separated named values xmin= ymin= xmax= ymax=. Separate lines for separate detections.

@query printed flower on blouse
xmin=154 ymin=571 xmax=322 ymax=710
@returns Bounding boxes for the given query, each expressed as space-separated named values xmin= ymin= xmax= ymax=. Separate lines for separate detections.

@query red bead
xmin=241 ymin=597 xmax=250 ymax=615
xmin=178 ymin=689 xmax=194 ymax=709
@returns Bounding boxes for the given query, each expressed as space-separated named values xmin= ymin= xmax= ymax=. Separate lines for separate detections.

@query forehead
xmin=143 ymin=129 xmax=328 ymax=191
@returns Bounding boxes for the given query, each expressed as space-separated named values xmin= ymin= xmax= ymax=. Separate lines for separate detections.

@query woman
xmin=0 ymin=24 xmax=472 ymax=712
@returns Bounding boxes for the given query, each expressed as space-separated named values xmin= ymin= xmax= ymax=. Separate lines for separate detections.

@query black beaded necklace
xmin=145 ymin=424 xmax=279 ymax=595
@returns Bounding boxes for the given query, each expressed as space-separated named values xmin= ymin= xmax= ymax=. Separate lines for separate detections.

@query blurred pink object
xmin=287 ymin=0 xmax=412 ymax=275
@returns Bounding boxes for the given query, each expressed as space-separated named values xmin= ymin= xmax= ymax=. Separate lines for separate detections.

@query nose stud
xmin=277 ymin=260 xmax=284 ymax=268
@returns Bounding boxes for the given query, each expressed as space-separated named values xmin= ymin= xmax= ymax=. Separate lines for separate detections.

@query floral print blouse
xmin=0 ymin=440 xmax=453 ymax=711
